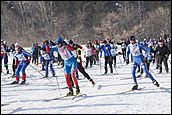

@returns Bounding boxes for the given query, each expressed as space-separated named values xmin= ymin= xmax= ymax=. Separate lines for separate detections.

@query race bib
xmin=130 ymin=43 xmax=141 ymax=56
xmin=58 ymin=46 xmax=72 ymax=60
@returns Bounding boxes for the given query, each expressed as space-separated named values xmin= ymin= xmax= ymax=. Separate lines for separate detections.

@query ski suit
xmin=49 ymin=44 xmax=79 ymax=89
xmin=126 ymin=42 xmax=155 ymax=83
xmin=14 ymin=50 xmax=31 ymax=81
xmin=40 ymin=52 xmax=55 ymax=76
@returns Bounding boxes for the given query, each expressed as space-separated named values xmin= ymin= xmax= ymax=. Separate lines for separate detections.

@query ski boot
xmin=76 ymin=86 xmax=80 ymax=95
xmin=43 ymin=75 xmax=48 ymax=78
xmin=11 ymin=74 xmax=15 ymax=78
xmin=153 ymin=80 xmax=159 ymax=87
xmin=20 ymin=80 xmax=26 ymax=85
xmin=66 ymin=88 xmax=73 ymax=96
xmin=11 ymin=81 xmax=19 ymax=84
xmin=158 ymin=71 xmax=162 ymax=74
xmin=132 ymin=82 xmax=138 ymax=90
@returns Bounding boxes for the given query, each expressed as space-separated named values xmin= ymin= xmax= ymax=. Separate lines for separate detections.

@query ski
xmin=61 ymin=86 xmax=76 ymax=89
xmin=1 ymin=83 xmax=29 ymax=86
xmin=39 ymin=77 xmax=54 ymax=82
xmin=116 ymin=87 xmax=146 ymax=94
xmin=72 ymin=93 xmax=86 ymax=100
xmin=1 ymin=103 xmax=10 ymax=107
xmin=120 ymin=74 xmax=146 ymax=80
xmin=45 ymin=95 xmax=77 ymax=102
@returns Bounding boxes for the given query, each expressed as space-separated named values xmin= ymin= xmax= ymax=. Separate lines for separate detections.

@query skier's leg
xmin=141 ymin=63 xmax=154 ymax=81
xmin=132 ymin=64 xmax=138 ymax=83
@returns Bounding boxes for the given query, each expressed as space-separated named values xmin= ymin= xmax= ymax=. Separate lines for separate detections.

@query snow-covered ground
xmin=1 ymin=48 xmax=171 ymax=114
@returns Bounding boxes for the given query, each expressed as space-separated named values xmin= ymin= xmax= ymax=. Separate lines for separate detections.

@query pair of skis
xmin=45 ymin=93 xmax=86 ymax=102
xmin=116 ymin=86 xmax=164 ymax=94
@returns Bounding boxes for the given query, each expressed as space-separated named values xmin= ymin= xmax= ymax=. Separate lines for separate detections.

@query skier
xmin=110 ymin=44 xmax=118 ymax=67
xmin=72 ymin=42 xmax=95 ymax=86
xmin=126 ymin=36 xmax=160 ymax=90
xmin=93 ymin=40 xmax=100 ymax=62
xmin=100 ymin=40 xmax=113 ymax=74
xmin=11 ymin=46 xmax=31 ymax=85
xmin=155 ymin=41 xmax=170 ymax=74
xmin=48 ymin=36 xmax=80 ymax=96
xmin=84 ymin=43 xmax=93 ymax=69
xmin=1 ymin=40 xmax=10 ymax=74
xmin=9 ymin=44 xmax=17 ymax=78
xmin=31 ymin=43 xmax=38 ymax=65
xmin=40 ymin=48 xmax=55 ymax=77
xmin=117 ymin=39 xmax=127 ymax=62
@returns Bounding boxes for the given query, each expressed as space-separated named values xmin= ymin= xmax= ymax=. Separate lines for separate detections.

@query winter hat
xmin=158 ymin=41 xmax=163 ymax=45
xmin=129 ymin=36 xmax=135 ymax=41
xmin=94 ymin=40 xmax=98 ymax=43
xmin=42 ymin=48 xmax=46 ymax=52
xmin=103 ymin=40 xmax=107 ymax=44
xmin=56 ymin=36 xmax=62 ymax=44
xmin=86 ymin=43 xmax=89 ymax=47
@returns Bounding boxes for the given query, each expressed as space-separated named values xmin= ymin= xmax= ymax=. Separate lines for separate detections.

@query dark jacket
xmin=155 ymin=45 xmax=171 ymax=58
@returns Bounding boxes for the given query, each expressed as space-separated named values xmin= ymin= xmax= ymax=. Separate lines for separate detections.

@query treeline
xmin=1 ymin=1 xmax=171 ymax=47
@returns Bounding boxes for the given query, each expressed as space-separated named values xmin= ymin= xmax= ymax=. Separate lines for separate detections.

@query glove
xmin=126 ymin=59 xmax=129 ymax=65
xmin=106 ymin=46 xmax=108 ymax=50
xmin=77 ymin=58 xmax=80 ymax=63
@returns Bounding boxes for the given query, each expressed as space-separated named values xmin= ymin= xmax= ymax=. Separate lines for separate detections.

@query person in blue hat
xmin=47 ymin=36 xmax=80 ymax=96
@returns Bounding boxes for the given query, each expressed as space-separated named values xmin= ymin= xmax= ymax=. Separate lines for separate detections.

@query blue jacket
xmin=100 ymin=44 xmax=111 ymax=57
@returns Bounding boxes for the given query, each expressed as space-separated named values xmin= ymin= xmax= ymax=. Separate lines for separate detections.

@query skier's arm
xmin=66 ymin=45 xmax=74 ymax=51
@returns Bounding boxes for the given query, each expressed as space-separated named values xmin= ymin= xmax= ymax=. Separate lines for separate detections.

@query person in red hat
xmin=155 ymin=41 xmax=170 ymax=74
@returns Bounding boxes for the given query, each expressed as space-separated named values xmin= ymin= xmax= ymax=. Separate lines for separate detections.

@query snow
xmin=1 ymin=47 xmax=171 ymax=114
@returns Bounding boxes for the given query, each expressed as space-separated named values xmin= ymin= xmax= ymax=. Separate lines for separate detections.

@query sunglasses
xmin=159 ymin=43 xmax=163 ymax=45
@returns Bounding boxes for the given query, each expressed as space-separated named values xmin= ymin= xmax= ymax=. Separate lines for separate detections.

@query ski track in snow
xmin=1 ymin=47 xmax=171 ymax=114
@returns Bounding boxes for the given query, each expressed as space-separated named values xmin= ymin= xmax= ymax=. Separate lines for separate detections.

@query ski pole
xmin=29 ymin=64 xmax=53 ymax=83
xmin=55 ymin=76 xmax=62 ymax=95
xmin=26 ymin=69 xmax=37 ymax=82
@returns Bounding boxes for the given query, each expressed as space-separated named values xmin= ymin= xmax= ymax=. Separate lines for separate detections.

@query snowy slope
xmin=1 ymin=47 xmax=171 ymax=114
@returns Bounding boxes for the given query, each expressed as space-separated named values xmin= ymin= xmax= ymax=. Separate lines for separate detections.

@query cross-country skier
xmin=126 ymin=36 xmax=160 ymax=90
xmin=100 ymin=40 xmax=113 ymax=74
xmin=1 ymin=40 xmax=10 ymax=74
xmin=9 ymin=44 xmax=17 ymax=78
xmin=48 ymin=36 xmax=80 ymax=96
xmin=72 ymin=42 xmax=95 ymax=86
xmin=40 ymin=48 xmax=55 ymax=77
xmin=84 ymin=43 xmax=93 ymax=69
xmin=11 ymin=46 xmax=31 ymax=85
